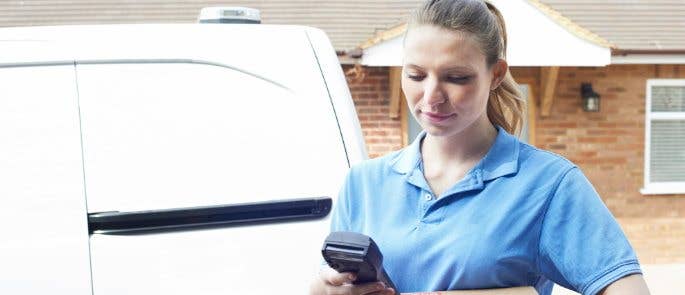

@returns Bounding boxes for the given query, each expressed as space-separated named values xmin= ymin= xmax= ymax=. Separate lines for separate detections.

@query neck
xmin=422 ymin=118 xmax=498 ymax=165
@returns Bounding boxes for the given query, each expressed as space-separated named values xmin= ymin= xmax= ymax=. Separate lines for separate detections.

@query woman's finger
xmin=325 ymin=281 xmax=387 ymax=295
xmin=352 ymin=281 xmax=390 ymax=295
xmin=321 ymin=267 xmax=356 ymax=286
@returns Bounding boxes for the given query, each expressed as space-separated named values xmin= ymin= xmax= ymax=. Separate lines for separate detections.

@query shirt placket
xmin=405 ymin=168 xmax=442 ymax=225
xmin=407 ymin=168 xmax=487 ymax=226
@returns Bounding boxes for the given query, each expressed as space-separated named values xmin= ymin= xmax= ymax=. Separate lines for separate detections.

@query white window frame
xmin=642 ymin=79 xmax=685 ymax=195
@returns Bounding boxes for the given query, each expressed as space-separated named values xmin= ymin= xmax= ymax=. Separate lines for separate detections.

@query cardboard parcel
xmin=405 ymin=286 xmax=538 ymax=295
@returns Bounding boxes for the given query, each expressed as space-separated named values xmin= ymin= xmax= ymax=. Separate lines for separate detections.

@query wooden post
xmin=401 ymin=96 xmax=409 ymax=147
xmin=540 ymin=66 xmax=559 ymax=117
xmin=526 ymin=83 xmax=537 ymax=146
xmin=389 ymin=67 xmax=402 ymax=119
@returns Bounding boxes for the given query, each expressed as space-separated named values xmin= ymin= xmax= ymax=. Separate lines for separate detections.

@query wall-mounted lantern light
xmin=581 ymin=82 xmax=600 ymax=112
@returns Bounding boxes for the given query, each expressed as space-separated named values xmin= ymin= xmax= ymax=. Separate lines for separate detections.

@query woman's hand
xmin=309 ymin=266 xmax=396 ymax=295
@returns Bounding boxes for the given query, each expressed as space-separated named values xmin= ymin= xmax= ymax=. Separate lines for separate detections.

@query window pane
xmin=651 ymin=86 xmax=685 ymax=112
xmin=77 ymin=63 xmax=348 ymax=212
xmin=650 ymin=120 xmax=685 ymax=182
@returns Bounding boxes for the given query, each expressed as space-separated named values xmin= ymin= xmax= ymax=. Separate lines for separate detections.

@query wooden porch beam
xmin=389 ymin=67 xmax=402 ymax=119
xmin=401 ymin=97 xmax=409 ymax=147
xmin=539 ymin=66 xmax=559 ymax=117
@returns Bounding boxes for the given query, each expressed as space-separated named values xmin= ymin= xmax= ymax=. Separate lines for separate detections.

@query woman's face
xmin=402 ymin=25 xmax=504 ymax=138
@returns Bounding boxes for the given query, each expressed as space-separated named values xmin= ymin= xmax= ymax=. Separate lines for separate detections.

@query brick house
xmin=3 ymin=0 xmax=683 ymax=287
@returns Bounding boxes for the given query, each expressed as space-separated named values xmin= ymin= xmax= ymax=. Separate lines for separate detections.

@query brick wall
xmin=343 ymin=66 xmax=403 ymax=158
xmin=620 ymin=217 xmax=685 ymax=264
xmin=511 ymin=65 xmax=685 ymax=219
xmin=346 ymin=64 xmax=685 ymax=264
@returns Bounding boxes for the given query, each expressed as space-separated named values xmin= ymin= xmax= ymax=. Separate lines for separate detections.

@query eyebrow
xmin=404 ymin=64 xmax=475 ymax=72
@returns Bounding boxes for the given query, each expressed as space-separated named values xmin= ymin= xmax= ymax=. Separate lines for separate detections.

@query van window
xmin=76 ymin=63 xmax=349 ymax=212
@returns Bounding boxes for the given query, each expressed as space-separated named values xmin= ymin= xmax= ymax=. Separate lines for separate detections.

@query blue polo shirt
xmin=330 ymin=127 xmax=641 ymax=295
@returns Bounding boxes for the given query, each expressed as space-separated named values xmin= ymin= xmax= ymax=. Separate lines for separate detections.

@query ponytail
xmin=484 ymin=1 xmax=525 ymax=136
xmin=488 ymin=72 xmax=525 ymax=136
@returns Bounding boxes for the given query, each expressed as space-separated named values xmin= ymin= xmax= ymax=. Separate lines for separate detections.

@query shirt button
xmin=424 ymin=194 xmax=433 ymax=201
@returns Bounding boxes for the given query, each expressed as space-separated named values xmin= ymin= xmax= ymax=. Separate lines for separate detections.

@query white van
xmin=0 ymin=13 xmax=366 ymax=294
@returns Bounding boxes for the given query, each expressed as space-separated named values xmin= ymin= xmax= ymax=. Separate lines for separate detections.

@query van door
xmin=0 ymin=64 xmax=93 ymax=294
xmin=77 ymin=60 xmax=349 ymax=294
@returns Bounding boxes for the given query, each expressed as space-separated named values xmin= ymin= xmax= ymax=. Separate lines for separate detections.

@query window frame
xmin=517 ymin=78 xmax=538 ymax=146
xmin=642 ymin=78 xmax=685 ymax=195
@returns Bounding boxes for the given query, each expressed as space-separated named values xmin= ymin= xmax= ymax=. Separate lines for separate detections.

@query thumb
xmin=321 ymin=267 xmax=356 ymax=286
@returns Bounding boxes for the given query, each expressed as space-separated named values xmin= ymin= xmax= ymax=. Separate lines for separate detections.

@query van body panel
xmin=70 ymin=26 xmax=350 ymax=294
xmin=0 ymin=65 xmax=93 ymax=294
xmin=305 ymin=27 xmax=368 ymax=165
xmin=0 ymin=24 xmax=362 ymax=294
xmin=0 ymin=24 xmax=327 ymax=95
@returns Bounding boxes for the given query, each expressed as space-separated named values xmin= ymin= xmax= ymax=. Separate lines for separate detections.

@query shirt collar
xmin=389 ymin=130 xmax=424 ymax=175
xmin=389 ymin=126 xmax=520 ymax=182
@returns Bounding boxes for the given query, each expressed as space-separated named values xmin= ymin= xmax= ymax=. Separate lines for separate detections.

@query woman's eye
xmin=406 ymin=74 xmax=425 ymax=81
xmin=446 ymin=76 xmax=471 ymax=84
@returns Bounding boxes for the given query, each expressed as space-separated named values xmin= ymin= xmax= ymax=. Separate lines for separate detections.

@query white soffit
xmin=361 ymin=0 xmax=612 ymax=67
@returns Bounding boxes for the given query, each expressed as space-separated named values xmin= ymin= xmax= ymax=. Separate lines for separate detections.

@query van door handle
xmin=88 ymin=197 xmax=331 ymax=234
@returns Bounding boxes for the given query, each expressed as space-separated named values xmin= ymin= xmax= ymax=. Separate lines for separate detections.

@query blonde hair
xmin=408 ymin=0 xmax=525 ymax=135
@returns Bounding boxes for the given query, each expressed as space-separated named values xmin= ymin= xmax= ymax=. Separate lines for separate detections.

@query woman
xmin=310 ymin=1 xmax=650 ymax=294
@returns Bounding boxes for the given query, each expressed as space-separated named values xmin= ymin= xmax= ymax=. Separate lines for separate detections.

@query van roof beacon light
xmin=198 ymin=7 xmax=261 ymax=24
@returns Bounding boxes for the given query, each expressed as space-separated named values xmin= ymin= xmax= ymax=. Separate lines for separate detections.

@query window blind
xmin=652 ymin=86 xmax=685 ymax=112
xmin=650 ymin=85 xmax=685 ymax=183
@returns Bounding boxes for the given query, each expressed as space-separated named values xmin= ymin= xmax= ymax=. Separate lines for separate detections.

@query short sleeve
xmin=538 ymin=167 xmax=642 ymax=295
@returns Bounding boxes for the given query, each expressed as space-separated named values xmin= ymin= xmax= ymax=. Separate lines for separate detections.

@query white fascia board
xmin=612 ymin=54 xmax=685 ymax=65
xmin=361 ymin=0 xmax=611 ymax=67
xmin=500 ymin=0 xmax=611 ymax=66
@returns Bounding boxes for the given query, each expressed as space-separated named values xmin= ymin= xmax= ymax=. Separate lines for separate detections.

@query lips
xmin=422 ymin=111 xmax=456 ymax=123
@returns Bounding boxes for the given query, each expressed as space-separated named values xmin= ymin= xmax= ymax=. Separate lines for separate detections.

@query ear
xmin=490 ymin=59 xmax=508 ymax=90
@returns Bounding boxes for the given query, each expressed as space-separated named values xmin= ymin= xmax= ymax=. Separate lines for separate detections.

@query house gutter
xmin=612 ymin=49 xmax=685 ymax=56
xmin=611 ymin=49 xmax=685 ymax=65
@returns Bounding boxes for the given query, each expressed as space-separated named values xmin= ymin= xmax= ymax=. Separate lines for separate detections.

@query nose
xmin=423 ymin=76 xmax=446 ymax=107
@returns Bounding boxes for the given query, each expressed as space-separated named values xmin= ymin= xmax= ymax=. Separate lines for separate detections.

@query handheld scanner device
xmin=322 ymin=231 xmax=398 ymax=294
